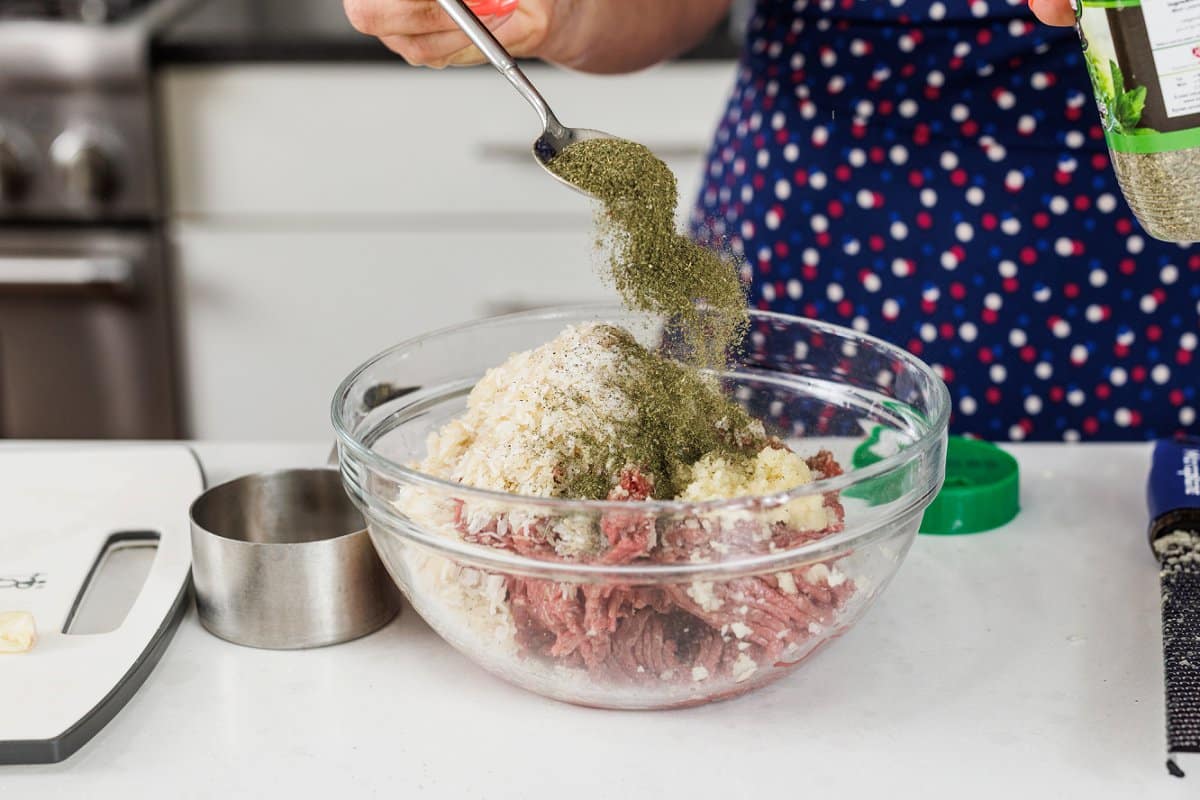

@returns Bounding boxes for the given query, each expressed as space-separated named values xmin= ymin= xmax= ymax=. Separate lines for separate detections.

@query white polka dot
xmin=1050 ymin=196 xmax=1069 ymax=214
xmin=1009 ymin=329 xmax=1027 ymax=347
xmin=986 ymin=144 xmax=1007 ymax=162
xmin=756 ymin=149 xmax=770 ymax=169
xmin=803 ymin=247 xmax=820 ymax=266
xmin=1001 ymin=217 xmax=1022 ymax=235
xmin=1110 ymin=367 xmax=1128 ymax=386
xmin=996 ymin=90 xmax=1016 ymax=110
xmin=882 ymin=298 xmax=900 ymax=318
xmin=940 ymin=151 xmax=960 ymax=170
xmin=843 ymin=238 xmax=860 ymax=255
xmin=920 ymin=188 xmax=938 ymax=207
xmin=920 ymin=323 xmax=938 ymax=342
xmin=1025 ymin=395 xmax=1043 ymax=415
xmin=1128 ymin=235 xmax=1145 ymax=254
xmin=741 ymin=185 xmax=754 ymax=203
xmin=889 ymin=145 xmax=909 ymax=165
xmin=853 ymin=316 xmax=870 ymax=332
xmin=810 ymin=171 xmax=828 ymax=190
xmin=990 ymin=364 xmax=1007 ymax=383
xmin=954 ymin=222 xmax=974 ymax=242
xmin=765 ymin=208 xmax=781 ymax=230
xmin=827 ymin=283 xmax=844 ymax=302
xmin=966 ymin=187 xmax=985 ymax=206
xmin=863 ymin=273 xmax=881 ymax=292
xmin=1140 ymin=294 xmax=1158 ymax=314
xmin=1063 ymin=429 xmax=1081 ymax=443
xmin=1052 ymin=319 xmax=1071 ymax=338
xmin=1182 ymin=407 xmax=1197 ymax=426
xmin=923 ymin=287 xmax=941 ymax=302
xmin=1180 ymin=332 xmax=1197 ymax=351
xmin=1017 ymin=115 xmax=1037 ymax=134
xmin=1054 ymin=237 xmax=1074 ymax=257
xmin=1090 ymin=269 xmax=1108 ymax=288
xmin=762 ymin=283 xmax=776 ymax=302
xmin=959 ymin=396 xmax=978 ymax=416
xmin=775 ymin=179 xmax=792 ymax=201
xmin=1114 ymin=408 xmax=1132 ymax=427
xmin=1152 ymin=364 xmax=1171 ymax=384
xmin=811 ymin=214 xmax=829 ymax=233
xmin=1035 ymin=362 xmax=1053 ymax=380
xmin=927 ymin=70 xmax=945 ymax=87
xmin=999 ymin=260 xmax=1018 ymax=278
xmin=940 ymin=251 xmax=959 ymax=270
xmin=929 ymin=1 xmax=946 ymax=19
xmin=1085 ymin=304 xmax=1104 ymax=323
xmin=1009 ymin=425 xmax=1026 ymax=441
xmin=1097 ymin=193 xmax=1117 ymax=213
xmin=783 ymin=143 xmax=800 ymax=162
xmin=950 ymin=105 xmax=969 ymax=124
xmin=1117 ymin=330 xmax=1136 ymax=346
xmin=786 ymin=279 xmax=802 ymax=300
xmin=890 ymin=221 xmax=909 ymax=240
xmin=1162 ymin=264 xmax=1179 ymax=284
xmin=856 ymin=189 xmax=875 ymax=209
xmin=985 ymin=293 xmax=1003 ymax=311
xmin=1033 ymin=285 xmax=1051 ymax=302
xmin=849 ymin=148 xmax=867 ymax=167
xmin=1031 ymin=71 xmax=1050 ymax=90
xmin=960 ymin=322 xmax=978 ymax=342
xmin=1065 ymin=131 xmax=1085 ymax=149
xmin=1068 ymin=389 xmax=1086 ymax=407
xmin=899 ymin=98 xmax=919 ymax=117
xmin=1006 ymin=170 xmax=1025 ymax=191
xmin=972 ymin=0 xmax=989 ymax=16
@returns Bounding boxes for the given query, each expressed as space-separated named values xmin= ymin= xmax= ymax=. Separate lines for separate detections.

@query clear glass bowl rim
xmin=331 ymin=304 xmax=950 ymax=578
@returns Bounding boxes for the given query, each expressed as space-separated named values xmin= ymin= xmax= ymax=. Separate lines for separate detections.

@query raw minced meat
xmin=400 ymin=324 xmax=852 ymax=690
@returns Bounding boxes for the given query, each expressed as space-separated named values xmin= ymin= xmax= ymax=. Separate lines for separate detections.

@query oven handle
xmin=0 ymin=256 xmax=136 ymax=296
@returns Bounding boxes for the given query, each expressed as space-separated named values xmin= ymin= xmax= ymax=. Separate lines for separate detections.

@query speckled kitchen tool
xmin=1147 ymin=436 xmax=1200 ymax=778
xmin=189 ymin=468 xmax=400 ymax=650
xmin=434 ymin=0 xmax=616 ymax=195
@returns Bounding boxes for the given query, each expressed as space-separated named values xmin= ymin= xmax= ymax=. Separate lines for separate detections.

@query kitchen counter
xmin=3 ymin=441 xmax=1194 ymax=798
xmin=153 ymin=0 xmax=743 ymax=64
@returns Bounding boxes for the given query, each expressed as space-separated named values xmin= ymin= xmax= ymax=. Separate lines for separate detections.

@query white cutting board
xmin=0 ymin=445 xmax=202 ymax=763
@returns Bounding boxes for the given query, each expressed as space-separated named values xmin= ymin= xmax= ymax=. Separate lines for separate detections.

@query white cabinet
xmin=159 ymin=62 xmax=736 ymax=439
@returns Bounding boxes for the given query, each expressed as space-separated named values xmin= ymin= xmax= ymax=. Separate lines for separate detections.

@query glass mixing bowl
xmin=333 ymin=305 xmax=949 ymax=709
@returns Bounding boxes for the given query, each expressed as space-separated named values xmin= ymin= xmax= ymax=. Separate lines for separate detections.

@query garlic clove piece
xmin=0 ymin=611 xmax=37 ymax=653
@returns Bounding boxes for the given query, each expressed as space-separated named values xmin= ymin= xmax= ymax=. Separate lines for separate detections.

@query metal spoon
xmin=434 ymin=0 xmax=615 ymax=196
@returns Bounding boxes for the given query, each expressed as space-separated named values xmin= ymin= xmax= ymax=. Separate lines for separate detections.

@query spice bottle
xmin=1074 ymin=0 xmax=1200 ymax=242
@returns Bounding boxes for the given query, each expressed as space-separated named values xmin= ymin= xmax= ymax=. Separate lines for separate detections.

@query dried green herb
xmin=558 ymin=326 xmax=765 ymax=500
xmin=548 ymin=138 xmax=748 ymax=366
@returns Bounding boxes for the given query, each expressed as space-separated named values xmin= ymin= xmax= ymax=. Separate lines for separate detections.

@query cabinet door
xmin=160 ymin=63 xmax=734 ymax=225
xmin=173 ymin=224 xmax=612 ymax=439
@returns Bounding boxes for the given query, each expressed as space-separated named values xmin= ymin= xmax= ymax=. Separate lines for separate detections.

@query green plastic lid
xmin=852 ymin=433 xmax=1020 ymax=535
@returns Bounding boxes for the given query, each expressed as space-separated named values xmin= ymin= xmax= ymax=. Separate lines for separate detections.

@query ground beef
xmin=462 ymin=450 xmax=851 ymax=686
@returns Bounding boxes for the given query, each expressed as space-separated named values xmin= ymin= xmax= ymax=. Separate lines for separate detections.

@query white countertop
xmin=3 ymin=442 xmax=1194 ymax=798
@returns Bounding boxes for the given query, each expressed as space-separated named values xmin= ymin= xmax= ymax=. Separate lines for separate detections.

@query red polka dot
xmin=1083 ymin=417 xmax=1099 ymax=435
xmin=985 ymin=387 xmax=1002 ymax=404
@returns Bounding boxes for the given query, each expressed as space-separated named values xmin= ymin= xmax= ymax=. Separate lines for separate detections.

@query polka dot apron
xmin=693 ymin=0 xmax=1200 ymax=441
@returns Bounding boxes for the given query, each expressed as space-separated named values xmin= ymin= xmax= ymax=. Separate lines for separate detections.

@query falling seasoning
xmin=548 ymin=138 xmax=748 ymax=366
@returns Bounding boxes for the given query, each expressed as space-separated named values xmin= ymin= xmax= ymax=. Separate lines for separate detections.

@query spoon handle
xmin=434 ymin=0 xmax=565 ymax=136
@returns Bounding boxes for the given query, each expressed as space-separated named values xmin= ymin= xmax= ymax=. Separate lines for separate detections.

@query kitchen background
xmin=0 ymin=0 xmax=752 ymax=440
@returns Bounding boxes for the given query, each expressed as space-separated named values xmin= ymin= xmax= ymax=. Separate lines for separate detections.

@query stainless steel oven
xmin=0 ymin=229 xmax=177 ymax=437
xmin=0 ymin=0 xmax=193 ymax=438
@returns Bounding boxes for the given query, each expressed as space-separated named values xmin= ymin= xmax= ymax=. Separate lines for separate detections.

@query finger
xmin=1029 ymin=0 xmax=1076 ymax=26
xmin=445 ymin=13 xmax=546 ymax=65
xmin=380 ymin=31 xmax=477 ymax=67
xmin=345 ymin=0 xmax=519 ymax=37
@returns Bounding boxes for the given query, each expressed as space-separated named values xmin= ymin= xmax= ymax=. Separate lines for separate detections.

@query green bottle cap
xmin=852 ymin=433 xmax=1020 ymax=535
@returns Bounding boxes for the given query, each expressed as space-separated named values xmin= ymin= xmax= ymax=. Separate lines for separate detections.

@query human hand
xmin=1029 ymin=0 xmax=1076 ymax=26
xmin=344 ymin=0 xmax=578 ymax=68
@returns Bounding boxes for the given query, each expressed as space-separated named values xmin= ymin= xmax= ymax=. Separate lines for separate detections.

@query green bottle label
xmin=1078 ymin=0 xmax=1200 ymax=153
